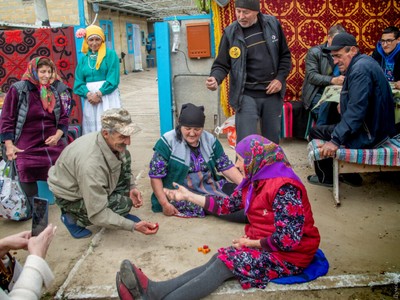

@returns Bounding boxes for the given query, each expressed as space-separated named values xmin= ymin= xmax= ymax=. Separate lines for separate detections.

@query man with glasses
xmin=372 ymin=26 xmax=400 ymax=89
xmin=307 ymin=33 xmax=395 ymax=187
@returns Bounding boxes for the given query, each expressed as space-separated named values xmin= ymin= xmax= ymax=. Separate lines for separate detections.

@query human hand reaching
xmin=162 ymin=202 xmax=179 ymax=216
xmin=28 ymin=224 xmax=56 ymax=259
xmin=163 ymin=183 xmax=191 ymax=202
xmin=133 ymin=221 xmax=159 ymax=235
xmin=130 ymin=188 xmax=143 ymax=208
xmin=0 ymin=231 xmax=30 ymax=257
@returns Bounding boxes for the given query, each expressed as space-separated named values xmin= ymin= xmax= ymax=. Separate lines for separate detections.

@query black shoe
xmin=119 ymin=260 xmax=141 ymax=299
xmin=307 ymin=175 xmax=333 ymax=187
xmin=116 ymin=272 xmax=134 ymax=300
xmin=339 ymin=174 xmax=363 ymax=187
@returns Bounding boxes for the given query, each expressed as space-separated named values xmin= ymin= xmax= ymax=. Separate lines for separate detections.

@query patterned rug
xmin=0 ymin=27 xmax=82 ymax=124
xmin=212 ymin=0 xmax=399 ymax=116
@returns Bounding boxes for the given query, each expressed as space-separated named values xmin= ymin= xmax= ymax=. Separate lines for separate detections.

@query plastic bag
xmin=0 ymin=161 xmax=31 ymax=221
xmin=1 ymin=252 xmax=23 ymax=292
xmin=215 ymin=115 xmax=236 ymax=149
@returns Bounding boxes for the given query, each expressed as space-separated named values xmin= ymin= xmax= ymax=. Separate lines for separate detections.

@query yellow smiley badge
xmin=229 ymin=47 xmax=241 ymax=59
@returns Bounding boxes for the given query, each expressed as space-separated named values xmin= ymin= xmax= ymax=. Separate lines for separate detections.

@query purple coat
xmin=0 ymin=82 xmax=69 ymax=182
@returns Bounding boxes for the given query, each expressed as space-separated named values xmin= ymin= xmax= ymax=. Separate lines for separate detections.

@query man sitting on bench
xmin=307 ymin=33 xmax=396 ymax=187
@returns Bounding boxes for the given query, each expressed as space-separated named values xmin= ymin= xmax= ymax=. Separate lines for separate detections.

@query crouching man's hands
xmin=133 ymin=221 xmax=159 ymax=235
xmin=130 ymin=188 xmax=143 ymax=208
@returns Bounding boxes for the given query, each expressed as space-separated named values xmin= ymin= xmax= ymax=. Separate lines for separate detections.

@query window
xmin=126 ymin=23 xmax=134 ymax=54
xmin=99 ymin=20 xmax=115 ymax=50
xmin=141 ymin=30 xmax=146 ymax=46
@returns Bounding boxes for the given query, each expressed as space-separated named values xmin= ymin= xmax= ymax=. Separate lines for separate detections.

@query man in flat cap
xmin=48 ymin=108 xmax=159 ymax=238
xmin=307 ymin=33 xmax=395 ymax=187
xmin=206 ymin=0 xmax=291 ymax=144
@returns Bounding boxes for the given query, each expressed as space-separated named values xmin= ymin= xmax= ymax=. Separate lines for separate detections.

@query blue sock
xmin=61 ymin=214 xmax=92 ymax=239
xmin=125 ymin=214 xmax=141 ymax=223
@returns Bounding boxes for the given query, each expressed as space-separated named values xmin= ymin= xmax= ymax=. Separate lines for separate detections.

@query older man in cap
xmin=307 ymin=32 xmax=395 ymax=187
xmin=206 ymin=0 xmax=291 ymax=144
xmin=48 ymin=108 xmax=159 ymax=239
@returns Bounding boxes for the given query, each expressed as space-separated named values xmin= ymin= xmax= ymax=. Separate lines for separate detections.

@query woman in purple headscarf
xmin=116 ymin=134 xmax=320 ymax=300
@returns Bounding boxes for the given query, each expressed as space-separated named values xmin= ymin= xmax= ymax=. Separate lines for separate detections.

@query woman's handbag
xmin=0 ymin=160 xmax=31 ymax=221
xmin=0 ymin=252 xmax=23 ymax=292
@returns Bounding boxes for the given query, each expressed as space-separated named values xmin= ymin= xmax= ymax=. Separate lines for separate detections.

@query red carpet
xmin=0 ymin=27 xmax=82 ymax=125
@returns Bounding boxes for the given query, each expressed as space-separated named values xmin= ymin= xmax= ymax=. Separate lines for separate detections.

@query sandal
xmin=307 ymin=175 xmax=333 ymax=188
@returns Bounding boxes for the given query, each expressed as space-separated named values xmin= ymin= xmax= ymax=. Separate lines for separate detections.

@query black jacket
xmin=210 ymin=13 xmax=291 ymax=110
xmin=331 ymin=53 xmax=395 ymax=149
xmin=301 ymin=43 xmax=335 ymax=109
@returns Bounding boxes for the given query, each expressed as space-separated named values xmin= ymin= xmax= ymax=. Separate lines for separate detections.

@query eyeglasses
xmin=379 ymin=39 xmax=396 ymax=45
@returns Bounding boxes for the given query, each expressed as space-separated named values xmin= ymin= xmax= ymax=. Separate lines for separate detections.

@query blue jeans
xmin=311 ymin=93 xmax=339 ymax=126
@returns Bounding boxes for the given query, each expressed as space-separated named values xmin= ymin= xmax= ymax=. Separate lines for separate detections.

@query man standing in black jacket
xmin=206 ymin=0 xmax=291 ymax=144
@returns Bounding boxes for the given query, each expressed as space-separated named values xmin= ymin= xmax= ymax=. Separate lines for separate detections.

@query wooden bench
xmin=307 ymin=136 xmax=400 ymax=206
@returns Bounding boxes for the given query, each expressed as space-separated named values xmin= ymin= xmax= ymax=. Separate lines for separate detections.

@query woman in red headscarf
xmin=0 ymin=57 xmax=69 ymax=205
xmin=116 ymin=134 xmax=321 ymax=300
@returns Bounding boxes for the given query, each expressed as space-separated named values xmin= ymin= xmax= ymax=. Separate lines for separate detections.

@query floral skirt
xmin=217 ymin=246 xmax=303 ymax=289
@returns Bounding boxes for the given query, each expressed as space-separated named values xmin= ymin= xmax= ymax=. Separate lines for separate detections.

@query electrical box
xmin=186 ymin=22 xmax=211 ymax=59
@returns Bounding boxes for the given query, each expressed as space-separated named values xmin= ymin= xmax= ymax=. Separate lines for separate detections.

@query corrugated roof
xmin=88 ymin=0 xmax=206 ymax=20
xmin=0 ymin=21 xmax=63 ymax=29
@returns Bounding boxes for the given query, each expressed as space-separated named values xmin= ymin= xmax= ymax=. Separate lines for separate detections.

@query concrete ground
xmin=1 ymin=68 xmax=399 ymax=299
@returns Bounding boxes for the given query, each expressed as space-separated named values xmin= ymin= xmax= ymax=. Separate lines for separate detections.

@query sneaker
xmin=61 ymin=214 xmax=92 ymax=239
xmin=119 ymin=260 xmax=141 ymax=298
xmin=307 ymin=175 xmax=333 ymax=188
xmin=116 ymin=272 xmax=135 ymax=300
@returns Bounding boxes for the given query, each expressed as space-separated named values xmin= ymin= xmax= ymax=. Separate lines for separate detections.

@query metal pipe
xmin=34 ymin=0 xmax=50 ymax=27
xmin=78 ymin=0 xmax=86 ymax=26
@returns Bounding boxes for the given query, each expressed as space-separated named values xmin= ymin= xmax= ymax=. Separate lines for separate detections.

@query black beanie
xmin=178 ymin=103 xmax=205 ymax=127
xmin=235 ymin=0 xmax=260 ymax=11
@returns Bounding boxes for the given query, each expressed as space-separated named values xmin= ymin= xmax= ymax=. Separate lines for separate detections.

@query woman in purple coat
xmin=0 ymin=57 xmax=69 ymax=203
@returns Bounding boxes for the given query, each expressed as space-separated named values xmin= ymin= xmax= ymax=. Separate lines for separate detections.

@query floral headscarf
xmin=235 ymin=134 xmax=302 ymax=213
xmin=21 ymin=56 xmax=60 ymax=113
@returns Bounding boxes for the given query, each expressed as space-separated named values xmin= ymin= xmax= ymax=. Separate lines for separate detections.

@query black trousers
xmin=309 ymin=124 xmax=336 ymax=183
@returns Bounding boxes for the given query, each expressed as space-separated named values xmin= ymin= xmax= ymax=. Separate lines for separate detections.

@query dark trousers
xmin=309 ymin=124 xmax=336 ymax=183
xmin=310 ymin=93 xmax=340 ymax=126
xmin=235 ymin=94 xmax=282 ymax=144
